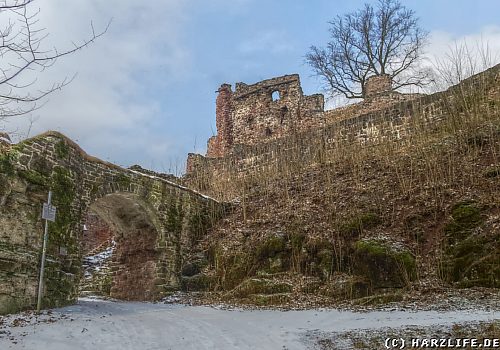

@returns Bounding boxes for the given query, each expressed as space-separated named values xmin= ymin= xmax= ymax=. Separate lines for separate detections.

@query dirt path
xmin=0 ymin=298 xmax=498 ymax=350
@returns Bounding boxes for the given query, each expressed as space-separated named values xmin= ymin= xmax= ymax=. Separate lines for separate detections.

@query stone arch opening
xmin=80 ymin=192 xmax=164 ymax=301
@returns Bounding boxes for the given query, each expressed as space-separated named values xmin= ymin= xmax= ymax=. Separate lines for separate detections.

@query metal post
xmin=37 ymin=190 xmax=52 ymax=313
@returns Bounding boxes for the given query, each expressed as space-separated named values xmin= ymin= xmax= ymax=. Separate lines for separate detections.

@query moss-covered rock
xmin=444 ymin=201 xmax=483 ymax=243
xmin=250 ymin=234 xmax=290 ymax=274
xmin=439 ymin=201 xmax=497 ymax=287
xmin=340 ymin=212 xmax=382 ymax=237
xmin=440 ymin=234 xmax=499 ymax=288
xmin=300 ymin=239 xmax=336 ymax=280
xmin=353 ymin=240 xmax=416 ymax=288
xmin=255 ymin=235 xmax=286 ymax=260
xmin=218 ymin=251 xmax=252 ymax=290
xmin=181 ymin=274 xmax=217 ymax=291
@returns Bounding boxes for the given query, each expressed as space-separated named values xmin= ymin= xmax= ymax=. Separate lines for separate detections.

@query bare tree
xmin=0 ymin=0 xmax=109 ymax=120
xmin=306 ymin=0 xmax=430 ymax=99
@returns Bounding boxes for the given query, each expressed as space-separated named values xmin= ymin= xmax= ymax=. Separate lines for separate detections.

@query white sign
xmin=59 ymin=246 xmax=67 ymax=256
xmin=42 ymin=203 xmax=57 ymax=222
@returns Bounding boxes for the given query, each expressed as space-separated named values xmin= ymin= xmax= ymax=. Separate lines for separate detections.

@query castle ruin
xmin=206 ymin=75 xmax=325 ymax=158
xmin=203 ymin=73 xmax=421 ymax=160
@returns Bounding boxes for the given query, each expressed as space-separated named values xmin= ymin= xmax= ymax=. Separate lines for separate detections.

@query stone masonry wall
xmin=324 ymin=91 xmax=422 ymax=124
xmin=365 ymin=74 xmax=392 ymax=97
xmin=203 ymin=73 xmax=424 ymax=160
xmin=81 ymin=212 xmax=113 ymax=255
xmin=206 ymin=74 xmax=325 ymax=157
xmin=207 ymin=84 xmax=234 ymax=157
xmin=0 ymin=132 xmax=222 ymax=314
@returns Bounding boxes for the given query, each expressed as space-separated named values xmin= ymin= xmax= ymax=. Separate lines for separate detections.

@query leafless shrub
xmin=0 ymin=0 xmax=109 ymax=122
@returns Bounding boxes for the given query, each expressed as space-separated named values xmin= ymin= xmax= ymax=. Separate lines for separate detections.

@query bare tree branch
xmin=306 ymin=0 xmax=430 ymax=99
xmin=0 ymin=0 xmax=110 ymax=122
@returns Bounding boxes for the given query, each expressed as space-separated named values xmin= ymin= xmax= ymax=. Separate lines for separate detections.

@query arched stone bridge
xmin=0 ymin=131 xmax=223 ymax=314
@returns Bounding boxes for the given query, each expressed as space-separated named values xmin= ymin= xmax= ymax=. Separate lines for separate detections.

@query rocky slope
xmin=180 ymin=71 xmax=500 ymax=308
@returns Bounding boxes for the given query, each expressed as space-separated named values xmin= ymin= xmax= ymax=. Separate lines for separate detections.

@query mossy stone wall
xmin=0 ymin=132 xmax=222 ymax=314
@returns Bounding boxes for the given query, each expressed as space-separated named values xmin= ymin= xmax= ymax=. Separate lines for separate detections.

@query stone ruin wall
xmin=201 ymin=73 xmax=422 ymax=162
xmin=185 ymin=64 xmax=500 ymax=195
xmin=187 ymin=72 xmax=422 ymax=174
xmin=206 ymin=75 xmax=325 ymax=158
xmin=364 ymin=74 xmax=392 ymax=98
xmin=324 ymin=92 xmax=423 ymax=125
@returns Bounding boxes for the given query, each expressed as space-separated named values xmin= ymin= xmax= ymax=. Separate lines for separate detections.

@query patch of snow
xmin=82 ymin=241 xmax=115 ymax=280
xmin=0 ymin=300 xmax=497 ymax=350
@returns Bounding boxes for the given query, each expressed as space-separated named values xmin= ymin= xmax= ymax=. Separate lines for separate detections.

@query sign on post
xmin=37 ymin=191 xmax=55 ymax=312
xmin=42 ymin=203 xmax=57 ymax=222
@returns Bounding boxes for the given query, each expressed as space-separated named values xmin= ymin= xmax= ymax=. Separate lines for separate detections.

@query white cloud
xmin=426 ymin=25 xmax=500 ymax=63
xmin=423 ymin=25 xmax=500 ymax=91
xmin=3 ymin=0 xmax=193 ymax=169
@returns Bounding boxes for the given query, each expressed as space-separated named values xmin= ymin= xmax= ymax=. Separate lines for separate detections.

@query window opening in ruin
xmin=265 ymin=127 xmax=272 ymax=136
xmin=271 ymin=90 xmax=280 ymax=101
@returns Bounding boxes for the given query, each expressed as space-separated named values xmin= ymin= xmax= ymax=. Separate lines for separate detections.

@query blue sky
xmin=3 ymin=0 xmax=500 ymax=174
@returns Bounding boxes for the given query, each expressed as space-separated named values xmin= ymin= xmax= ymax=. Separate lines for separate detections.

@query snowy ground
xmin=0 ymin=298 xmax=498 ymax=350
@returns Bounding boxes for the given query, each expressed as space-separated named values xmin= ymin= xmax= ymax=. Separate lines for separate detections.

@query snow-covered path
xmin=0 ymin=299 xmax=497 ymax=350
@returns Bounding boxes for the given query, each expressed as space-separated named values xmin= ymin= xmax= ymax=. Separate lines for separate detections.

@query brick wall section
xmin=80 ymin=212 xmax=113 ymax=255
xmin=0 ymin=132 xmax=222 ymax=313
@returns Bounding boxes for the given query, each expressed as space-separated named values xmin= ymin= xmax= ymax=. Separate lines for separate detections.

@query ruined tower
xmin=207 ymin=84 xmax=233 ymax=158
xmin=205 ymin=75 xmax=324 ymax=158
xmin=364 ymin=74 xmax=393 ymax=98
